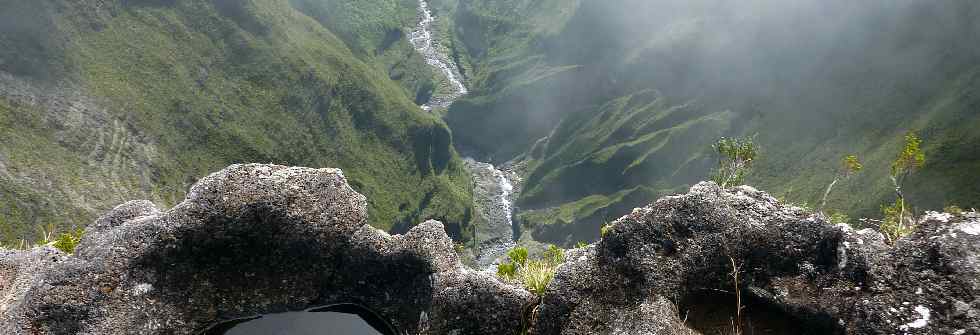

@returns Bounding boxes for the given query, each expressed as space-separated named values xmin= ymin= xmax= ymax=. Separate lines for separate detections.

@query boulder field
xmin=1 ymin=164 xmax=977 ymax=334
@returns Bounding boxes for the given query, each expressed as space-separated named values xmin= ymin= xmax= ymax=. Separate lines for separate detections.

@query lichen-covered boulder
xmin=0 ymin=164 xmax=533 ymax=335
xmin=534 ymin=182 xmax=980 ymax=335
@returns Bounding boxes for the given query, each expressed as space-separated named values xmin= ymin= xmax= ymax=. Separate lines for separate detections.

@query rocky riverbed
xmin=408 ymin=0 xmax=467 ymax=111
xmin=407 ymin=0 xmax=520 ymax=268
xmin=463 ymin=159 xmax=521 ymax=269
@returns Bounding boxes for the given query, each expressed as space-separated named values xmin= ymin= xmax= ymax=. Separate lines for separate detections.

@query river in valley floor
xmin=212 ymin=5 xmax=521 ymax=333
xmin=409 ymin=0 xmax=518 ymax=268
xmin=463 ymin=159 xmax=521 ymax=269
xmin=408 ymin=0 xmax=467 ymax=111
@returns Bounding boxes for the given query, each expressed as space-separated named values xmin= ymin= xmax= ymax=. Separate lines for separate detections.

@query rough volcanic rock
xmin=0 ymin=164 xmax=533 ymax=335
xmin=534 ymin=182 xmax=980 ymax=335
xmin=4 ymin=167 xmax=978 ymax=335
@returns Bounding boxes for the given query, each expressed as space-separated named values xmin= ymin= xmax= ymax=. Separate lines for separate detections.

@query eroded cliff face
xmin=1 ymin=165 xmax=977 ymax=334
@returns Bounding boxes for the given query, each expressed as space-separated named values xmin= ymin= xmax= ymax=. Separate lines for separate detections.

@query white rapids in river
xmin=409 ymin=0 xmax=468 ymax=111
xmin=463 ymin=159 xmax=519 ymax=269
xmin=409 ymin=0 xmax=517 ymax=269
xmin=493 ymin=167 xmax=515 ymax=229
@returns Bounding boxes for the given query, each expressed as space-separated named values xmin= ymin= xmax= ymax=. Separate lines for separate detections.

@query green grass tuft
xmin=497 ymin=245 xmax=565 ymax=296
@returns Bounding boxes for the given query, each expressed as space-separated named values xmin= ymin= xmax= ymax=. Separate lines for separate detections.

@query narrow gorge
xmin=407 ymin=0 xmax=520 ymax=268
xmin=407 ymin=0 xmax=468 ymax=111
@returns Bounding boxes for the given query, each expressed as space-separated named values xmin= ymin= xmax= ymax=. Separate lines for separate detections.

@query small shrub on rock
xmin=600 ymin=224 xmax=613 ymax=238
xmin=52 ymin=229 xmax=84 ymax=254
xmin=497 ymin=262 xmax=518 ymax=279
xmin=508 ymin=246 xmax=528 ymax=266
xmin=710 ymin=136 xmax=757 ymax=188
xmin=879 ymin=132 xmax=925 ymax=243
xmin=881 ymin=199 xmax=915 ymax=243
xmin=545 ymin=244 xmax=565 ymax=264
xmin=496 ymin=245 xmax=566 ymax=296
xmin=5 ymin=225 xmax=85 ymax=253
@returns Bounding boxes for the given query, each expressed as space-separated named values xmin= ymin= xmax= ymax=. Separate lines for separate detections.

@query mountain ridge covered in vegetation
xmin=439 ymin=0 xmax=980 ymax=245
xmin=1 ymin=0 xmax=978 ymax=249
xmin=0 ymin=0 xmax=475 ymax=243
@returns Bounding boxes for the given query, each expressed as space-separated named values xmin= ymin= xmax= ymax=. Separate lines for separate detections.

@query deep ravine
xmin=408 ymin=0 xmax=517 ymax=269
xmin=408 ymin=0 xmax=468 ymax=112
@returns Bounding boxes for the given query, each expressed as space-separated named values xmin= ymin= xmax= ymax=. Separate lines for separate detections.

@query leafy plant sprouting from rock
xmin=711 ymin=136 xmax=757 ymax=188
xmin=497 ymin=245 xmax=566 ymax=296
xmin=599 ymin=224 xmax=613 ymax=238
xmin=545 ymin=244 xmax=565 ymax=264
xmin=880 ymin=199 xmax=915 ymax=243
xmin=819 ymin=155 xmax=863 ymax=212
xmin=2 ymin=224 xmax=84 ymax=254
xmin=509 ymin=246 xmax=529 ymax=265
xmin=881 ymin=132 xmax=925 ymax=243
xmin=52 ymin=228 xmax=84 ymax=254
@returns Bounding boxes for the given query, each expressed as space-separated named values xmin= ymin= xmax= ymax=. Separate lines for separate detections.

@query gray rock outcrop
xmin=534 ymin=182 xmax=980 ymax=335
xmin=2 ymin=166 xmax=978 ymax=335
xmin=0 ymin=164 xmax=533 ymax=334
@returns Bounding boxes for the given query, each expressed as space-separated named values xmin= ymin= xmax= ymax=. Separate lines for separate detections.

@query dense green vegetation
xmin=0 ymin=96 xmax=128 ymax=242
xmin=444 ymin=0 xmax=980 ymax=246
xmin=0 ymin=0 xmax=474 ymax=243
xmin=515 ymin=92 xmax=729 ymax=243
xmin=2 ymin=0 xmax=978 ymax=250
xmin=289 ymin=0 xmax=442 ymax=104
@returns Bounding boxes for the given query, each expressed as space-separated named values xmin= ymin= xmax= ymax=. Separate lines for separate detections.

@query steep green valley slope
xmin=3 ymin=0 xmax=977 ymax=249
xmin=442 ymin=0 xmax=980 ymax=245
xmin=0 ymin=0 xmax=473 ymax=243
xmin=289 ymin=0 xmax=440 ymax=104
